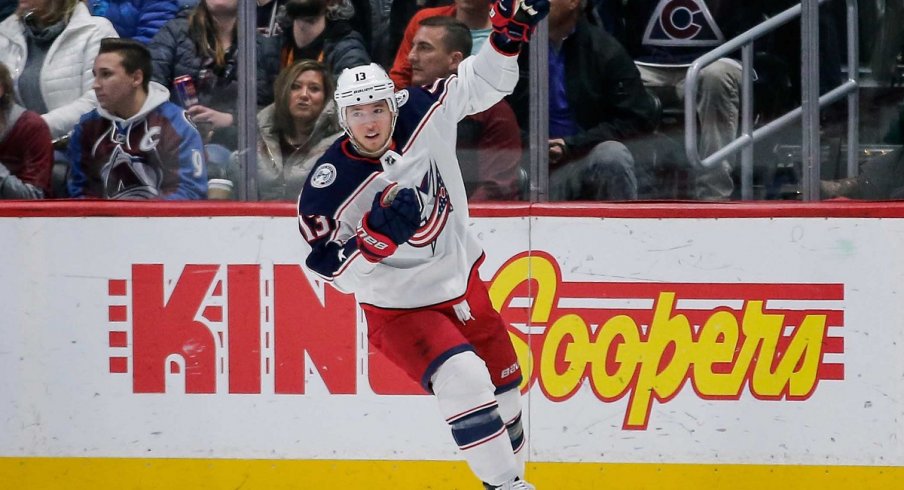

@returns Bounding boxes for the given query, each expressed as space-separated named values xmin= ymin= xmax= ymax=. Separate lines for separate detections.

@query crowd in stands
xmin=1 ymin=0 xmax=902 ymax=202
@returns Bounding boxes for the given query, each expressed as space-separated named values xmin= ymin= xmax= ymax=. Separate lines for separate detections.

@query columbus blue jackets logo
xmin=395 ymin=89 xmax=409 ymax=108
xmin=643 ymin=0 xmax=725 ymax=47
xmin=311 ymin=163 xmax=337 ymax=188
xmin=408 ymin=161 xmax=452 ymax=249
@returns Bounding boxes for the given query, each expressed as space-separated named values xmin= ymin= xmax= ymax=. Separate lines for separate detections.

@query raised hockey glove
xmin=489 ymin=0 xmax=550 ymax=54
xmin=356 ymin=185 xmax=422 ymax=262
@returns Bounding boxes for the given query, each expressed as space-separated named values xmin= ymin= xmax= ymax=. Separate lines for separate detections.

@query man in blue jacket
xmin=67 ymin=37 xmax=207 ymax=200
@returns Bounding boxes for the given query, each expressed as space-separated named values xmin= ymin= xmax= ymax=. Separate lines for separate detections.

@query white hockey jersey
xmin=297 ymin=41 xmax=520 ymax=309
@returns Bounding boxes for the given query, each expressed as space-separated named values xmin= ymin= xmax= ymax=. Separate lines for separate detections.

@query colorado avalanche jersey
xmin=67 ymin=83 xmax=207 ymax=200
xmin=297 ymin=42 xmax=519 ymax=309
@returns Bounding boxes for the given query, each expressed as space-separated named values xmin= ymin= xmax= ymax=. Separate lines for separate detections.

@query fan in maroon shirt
xmin=0 ymin=62 xmax=53 ymax=199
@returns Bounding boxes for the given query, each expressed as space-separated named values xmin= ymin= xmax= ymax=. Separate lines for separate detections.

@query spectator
xmin=623 ymin=0 xmax=767 ymax=199
xmin=67 ymin=38 xmax=207 ymax=200
xmin=390 ymin=0 xmax=492 ymax=88
xmin=0 ymin=60 xmax=53 ymax=199
xmin=278 ymin=0 xmax=369 ymax=77
xmin=222 ymin=59 xmax=342 ymax=200
xmin=509 ymin=0 xmax=656 ymax=201
xmin=0 ymin=0 xmax=118 ymax=140
xmin=149 ymin=0 xmax=281 ymax=150
xmin=409 ymin=15 xmax=521 ymax=200
xmin=346 ymin=0 xmax=418 ymax=68
xmin=86 ymin=1 xmax=180 ymax=44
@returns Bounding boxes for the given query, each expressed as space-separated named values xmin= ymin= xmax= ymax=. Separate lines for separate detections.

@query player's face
xmin=346 ymin=100 xmax=393 ymax=155
xmin=409 ymin=26 xmax=461 ymax=87
xmin=288 ymin=69 xmax=327 ymax=125
xmin=92 ymin=52 xmax=141 ymax=118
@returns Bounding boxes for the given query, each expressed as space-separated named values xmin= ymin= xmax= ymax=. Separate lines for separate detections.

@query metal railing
xmin=236 ymin=1 xmax=259 ymax=201
xmin=528 ymin=22 xmax=550 ymax=203
xmin=685 ymin=0 xmax=859 ymax=200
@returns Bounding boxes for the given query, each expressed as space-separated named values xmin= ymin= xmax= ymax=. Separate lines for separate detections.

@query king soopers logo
xmin=106 ymin=254 xmax=845 ymax=430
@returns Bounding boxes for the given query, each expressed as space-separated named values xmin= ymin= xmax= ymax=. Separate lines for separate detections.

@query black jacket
xmin=509 ymin=16 xmax=657 ymax=158
xmin=148 ymin=14 xmax=281 ymax=148
xmin=281 ymin=19 xmax=370 ymax=78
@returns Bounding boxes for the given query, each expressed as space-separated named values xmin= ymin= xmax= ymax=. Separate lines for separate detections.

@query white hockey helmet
xmin=334 ymin=63 xmax=399 ymax=154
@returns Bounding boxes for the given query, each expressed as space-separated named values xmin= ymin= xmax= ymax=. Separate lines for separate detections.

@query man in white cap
xmin=296 ymin=0 xmax=548 ymax=488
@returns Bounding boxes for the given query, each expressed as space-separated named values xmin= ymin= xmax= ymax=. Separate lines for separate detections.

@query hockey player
xmin=296 ymin=0 xmax=548 ymax=488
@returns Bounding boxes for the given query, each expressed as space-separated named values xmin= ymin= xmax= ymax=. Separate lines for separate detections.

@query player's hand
xmin=490 ymin=0 xmax=550 ymax=51
xmin=356 ymin=185 xmax=422 ymax=262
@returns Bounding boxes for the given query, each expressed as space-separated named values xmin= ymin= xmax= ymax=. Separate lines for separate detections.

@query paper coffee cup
xmin=208 ymin=178 xmax=234 ymax=200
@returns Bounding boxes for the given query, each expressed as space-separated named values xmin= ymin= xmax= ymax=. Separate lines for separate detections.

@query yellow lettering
xmin=692 ymin=310 xmax=741 ymax=396
xmin=489 ymin=254 xmax=560 ymax=391
xmin=488 ymin=255 xmax=557 ymax=324
xmin=625 ymin=292 xmax=693 ymax=428
xmin=745 ymin=301 xmax=826 ymax=397
xmin=488 ymin=254 xmax=833 ymax=430
xmin=540 ymin=314 xmax=591 ymax=399
xmin=590 ymin=315 xmax=640 ymax=399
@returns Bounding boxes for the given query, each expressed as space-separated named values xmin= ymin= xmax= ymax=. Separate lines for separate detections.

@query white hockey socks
xmin=431 ymin=351 xmax=519 ymax=486
xmin=496 ymin=387 xmax=527 ymax=478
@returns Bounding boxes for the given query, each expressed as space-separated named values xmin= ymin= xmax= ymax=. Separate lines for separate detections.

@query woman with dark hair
xmin=0 ymin=0 xmax=118 ymax=140
xmin=148 ymin=0 xmax=280 ymax=150
xmin=0 ymin=61 xmax=54 ymax=199
xmin=220 ymin=59 xmax=341 ymax=200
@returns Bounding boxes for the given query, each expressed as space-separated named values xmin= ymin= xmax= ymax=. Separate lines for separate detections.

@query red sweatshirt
xmin=0 ymin=109 xmax=53 ymax=198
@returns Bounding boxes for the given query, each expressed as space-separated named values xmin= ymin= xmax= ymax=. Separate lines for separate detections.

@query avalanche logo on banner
xmin=643 ymin=0 xmax=725 ymax=47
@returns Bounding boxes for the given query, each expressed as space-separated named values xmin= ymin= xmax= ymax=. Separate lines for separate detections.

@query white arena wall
xmin=0 ymin=201 xmax=902 ymax=489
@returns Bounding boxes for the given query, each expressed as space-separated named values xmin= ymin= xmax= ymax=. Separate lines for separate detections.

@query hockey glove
xmin=489 ymin=0 xmax=550 ymax=54
xmin=357 ymin=185 xmax=422 ymax=262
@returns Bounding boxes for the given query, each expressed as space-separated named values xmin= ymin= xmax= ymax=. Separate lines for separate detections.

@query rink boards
xmin=1 ymin=202 xmax=902 ymax=489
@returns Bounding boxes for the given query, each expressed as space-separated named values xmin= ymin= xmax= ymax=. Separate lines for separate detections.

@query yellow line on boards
xmin=0 ymin=458 xmax=901 ymax=489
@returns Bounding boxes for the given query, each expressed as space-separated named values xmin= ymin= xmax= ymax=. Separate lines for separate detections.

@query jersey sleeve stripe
xmin=334 ymin=171 xmax=383 ymax=222
xmin=401 ymin=76 xmax=454 ymax=154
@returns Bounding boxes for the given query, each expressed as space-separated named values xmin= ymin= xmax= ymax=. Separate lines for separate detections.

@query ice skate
xmin=483 ymin=477 xmax=536 ymax=490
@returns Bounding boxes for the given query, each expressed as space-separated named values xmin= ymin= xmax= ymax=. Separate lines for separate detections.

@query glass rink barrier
xmin=11 ymin=0 xmax=894 ymax=205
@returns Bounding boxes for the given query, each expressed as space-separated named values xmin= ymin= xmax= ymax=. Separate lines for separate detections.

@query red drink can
xmin=173 ymin=74 xmax=199 ymax=108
